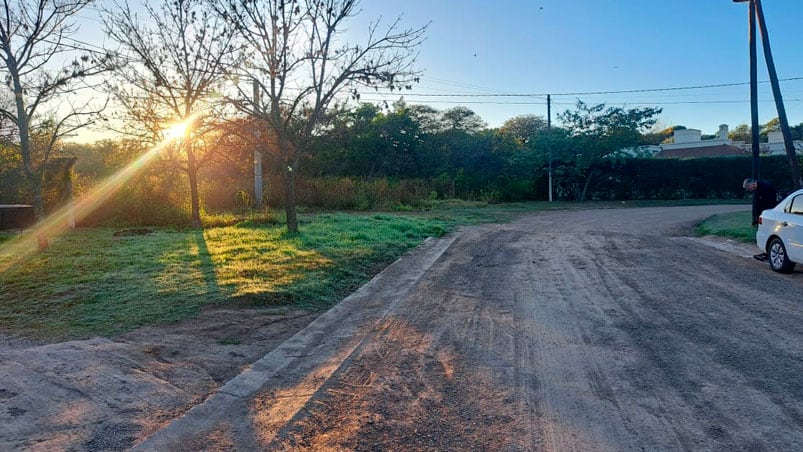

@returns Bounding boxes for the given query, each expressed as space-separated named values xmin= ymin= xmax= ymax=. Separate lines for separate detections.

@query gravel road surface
xmin=98 ymin=205 xmax=803 ymax=450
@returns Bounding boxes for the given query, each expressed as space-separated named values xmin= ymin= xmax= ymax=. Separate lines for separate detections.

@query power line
xmin=357 ymin=97 xmax=803 ymax=106
xmin=402 ymin=77 xmax=803 ymax=98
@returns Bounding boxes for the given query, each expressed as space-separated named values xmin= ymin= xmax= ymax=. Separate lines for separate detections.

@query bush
xmin=533 ymin=155 xmax=801 ymax=201
xmin=63 ymin=153 xmax=802 ymax=227
xmin=76 ymin=170 xmax=193 ymax=227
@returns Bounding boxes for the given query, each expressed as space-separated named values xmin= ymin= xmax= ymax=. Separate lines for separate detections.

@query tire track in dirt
xmin=133 ymin=205 xmax=801 ymax=450
xmin=269 ymin=226 xmax=546 ymax=450
xmin=271 ymin=206 xmax=801 ymax=450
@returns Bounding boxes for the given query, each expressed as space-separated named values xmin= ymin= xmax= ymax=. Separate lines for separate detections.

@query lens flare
xmin=0 ymin=113 xmax=199 ymax=273
xmin=162 ymin=119 xmax=191 ymax=140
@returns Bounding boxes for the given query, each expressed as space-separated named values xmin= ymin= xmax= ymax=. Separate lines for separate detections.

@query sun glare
xmin=0 ymin=112 xmax=201 ymax=273
xmin=162 ymin=120 xmax=191 ymax=140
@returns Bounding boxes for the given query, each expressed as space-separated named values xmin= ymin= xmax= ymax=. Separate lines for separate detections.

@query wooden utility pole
xmin=748 ymin=0 xmax=761 ymax=225
xmin=65 ymin=158 xmax=77 ymax=228
xmin=736 ymin=0 xmax=802 ymax=197
xmin=754 ymin=0 xmax=803 ymax=190
xmin=253 ymin=80 xmax=264 ymax=209
xmin=547 ymin=94 xmax=553 ymax=202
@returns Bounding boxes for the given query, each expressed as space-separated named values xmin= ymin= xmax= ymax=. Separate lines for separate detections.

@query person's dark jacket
xmin=753 ymin=180 xmax=778 ymax=224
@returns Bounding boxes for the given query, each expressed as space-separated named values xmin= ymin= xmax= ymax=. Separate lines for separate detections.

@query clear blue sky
xmin=351 ymin=0 xmax=803 ymax=134
xmin=73 ymin=1 xmax=803 ymax=138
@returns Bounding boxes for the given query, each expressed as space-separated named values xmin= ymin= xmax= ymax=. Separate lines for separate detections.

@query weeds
xmin=0 ymin=211 xmax=459 ymax=340
xmin=696 ymin=211 xmax=755 ymax=243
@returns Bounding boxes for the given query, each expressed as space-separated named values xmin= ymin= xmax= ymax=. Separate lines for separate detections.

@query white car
xmin=756 ymin=188 xmax=803 ymax=273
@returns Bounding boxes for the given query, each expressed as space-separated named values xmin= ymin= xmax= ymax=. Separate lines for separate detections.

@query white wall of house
xmin=765 ymin=131 xmax=803 ymax=155
xmin=618 ymin=123 xmax=802 ymax=156
xmin=672 ymin=129 xmax=702 ymax=144
xmin=661 ymin=127 xmax=733 ymax=151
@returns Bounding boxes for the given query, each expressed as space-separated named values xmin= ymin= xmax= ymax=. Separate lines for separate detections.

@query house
xmin=765 ymin=131 xmax=803 ymax=155
xmin=654 ymin=125 xmax=749 ymax=159
xmin=653 ymin=124 xmax=803 ymax=159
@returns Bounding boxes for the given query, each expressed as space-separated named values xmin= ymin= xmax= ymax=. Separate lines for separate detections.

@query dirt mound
xmin=0 ymin=307 xmax=316 ymax=450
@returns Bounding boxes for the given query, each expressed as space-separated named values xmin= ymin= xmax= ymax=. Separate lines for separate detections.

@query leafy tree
xmin=213 ymin=0 xmax=427 ymax=232
xmin=493 ymin=115 xmax=546 ymax=193
xmin=790 ymin=122 xmax=803 ymax=141
xmin=729 ymin=124 xmax=752 ymax=143
xmin=440 ymin=106 xmax=486 ymax=134
xmin=104 ymin=0 xmax=237 ymax=227
xmin=760 ymin=117 xmax=780 ymax=142
xmin=375 ymin=107 xmax=429 ymax=177
xmin=0 ymin=0 xmax=112 ymax=241
xmin=499 ymin=114 xmax=548 ymax=144
xmin=408 ymin=104 xmax=444 ymax=134
xmin=643 ymin=125 xmax=685 ymax=145
xmin=558 ymin=101 xmax=662 ymax=201
xmin=311 ymin=103 xmax=409 ymax=178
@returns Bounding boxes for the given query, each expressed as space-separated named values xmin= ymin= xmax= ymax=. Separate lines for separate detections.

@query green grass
xmin=0 ymin=200 xmax=750 ymax=341
xmin=696 ymin=211 xmax=756 ymax=243
xmin=0 ymin=212 xmax=458 ymax=340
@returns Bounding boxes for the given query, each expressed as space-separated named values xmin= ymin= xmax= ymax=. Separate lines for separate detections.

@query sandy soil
xmin=266 ymin=206 xmax=802 ymax=451
xmin=0 ymin=308 xmax=316 ymax=450
xmin=3 ymin=205 xmax=803 ymax=451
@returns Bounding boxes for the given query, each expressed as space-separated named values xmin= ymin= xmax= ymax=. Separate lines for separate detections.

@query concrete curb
xmin=132 ymin=232 xmax=459 ymax=450
xmin=681 ymin=235 xmax=756 ymax=259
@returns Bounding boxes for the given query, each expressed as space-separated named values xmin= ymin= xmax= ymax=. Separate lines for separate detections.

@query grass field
xmin=0 ymin=199 xmax=749 ymax=341
xmin=0 ymin=213 xmax=457 ymax=340
xmin=695 ymin=211 xmax=756 ymax=243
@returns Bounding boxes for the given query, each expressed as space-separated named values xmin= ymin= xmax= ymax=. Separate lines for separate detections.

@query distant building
xmin=654 ymin=125 xmax=749 ymax=159
xmin=765 ymin=131 xmax=803 ymax=155
xmin=617 ymin=124 xmax=803 ymax=159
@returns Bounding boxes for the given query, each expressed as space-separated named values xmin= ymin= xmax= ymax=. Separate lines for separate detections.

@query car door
xmin=783 ymin=194 xmax=803 ymax=262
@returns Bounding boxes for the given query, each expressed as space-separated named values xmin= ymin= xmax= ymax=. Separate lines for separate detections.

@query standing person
xmin=743 ymin=178 xmax=778 ymax=223
xmin=744 ymin=177 xmax=777 ymax=261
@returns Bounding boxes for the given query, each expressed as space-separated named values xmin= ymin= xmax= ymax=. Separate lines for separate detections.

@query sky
xmin=70 ymin=0 xmax=803 ymax=139
xmin=347 ymin=0 xmax=803 ymax=134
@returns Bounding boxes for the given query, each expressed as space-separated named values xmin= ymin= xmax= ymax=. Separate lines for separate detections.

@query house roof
xmin=654 ymin=144 xmax=749 ymax=159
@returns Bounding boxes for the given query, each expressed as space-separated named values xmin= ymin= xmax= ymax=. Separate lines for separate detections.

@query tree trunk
xmin=186 ymin=137 xmax=202 ymax=228
xmin=254 ymin=150 xmax=264 ymax=209
xmin=30 ymin=175 xmax=45 ymax=220
xmin=581 ymin=170 xmax=594 ymax=202
xmin=283 ymin=166 xmax=298 ymax=233
xmin=11 ymin=62 xmax=48 ymax=248
xmin=188 ymin=169 xmax=202 ymax=228
xmin=11 ymin=72 xmax=45 ymax=220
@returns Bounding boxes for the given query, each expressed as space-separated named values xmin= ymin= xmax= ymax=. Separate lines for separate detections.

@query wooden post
xmin=754 ymin=0 xmax=803 ymax=189
xmin=253 ymin=80 xmax=264 ymax=209
xmin=749 ymin=0 xmax=761 ymax=224
xmin=66 ymin=158 xmax=77 ymax=228
xmin=547 ymin=94 xmax=553 ymax=202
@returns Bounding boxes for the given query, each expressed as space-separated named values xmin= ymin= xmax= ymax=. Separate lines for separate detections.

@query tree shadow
xmin=189 ymin=229 xmax=224 ymax=302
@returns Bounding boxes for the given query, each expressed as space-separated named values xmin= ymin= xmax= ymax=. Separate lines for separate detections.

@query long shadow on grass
xmin=190 ymin=230 xmax=224 ymax=302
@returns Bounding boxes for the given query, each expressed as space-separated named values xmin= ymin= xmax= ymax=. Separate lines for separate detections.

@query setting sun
xmin=162 ymin=119 xmax=192 ymax=140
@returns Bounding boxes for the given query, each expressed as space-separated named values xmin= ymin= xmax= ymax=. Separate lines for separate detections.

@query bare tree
xmin=213 ymin=0 xmax=427 ymax=232
xmin=103 ymin=0 xmax=237 ymax=227
xmin=0 ymin=0 xmax=112 ymax=227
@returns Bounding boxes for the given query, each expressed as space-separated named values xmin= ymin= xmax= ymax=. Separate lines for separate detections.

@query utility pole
xmin=754 ymin=0 xmax=802 ymax=190
xmin=253 ymin=80 xmax=264 ymax=210
xmin=547 ymin=94 xmax=553 ymax=202
xmin=734 ymin=0 xmax=802 ymax=223
xmin=748 ymin=0 xmax=760 ymax=181
xmin=65 ymin=158 xmax=77 ymax=229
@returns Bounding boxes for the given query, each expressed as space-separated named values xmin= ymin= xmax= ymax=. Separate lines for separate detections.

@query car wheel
xmin=768 ymin=237 xmax=796 ymax=273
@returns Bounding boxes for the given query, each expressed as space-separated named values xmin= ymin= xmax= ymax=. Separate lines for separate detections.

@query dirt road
xmin=134 ymin=204 xmax=802 ymax=451
xmin=3 ymin=205 xmax=802 ymax=450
